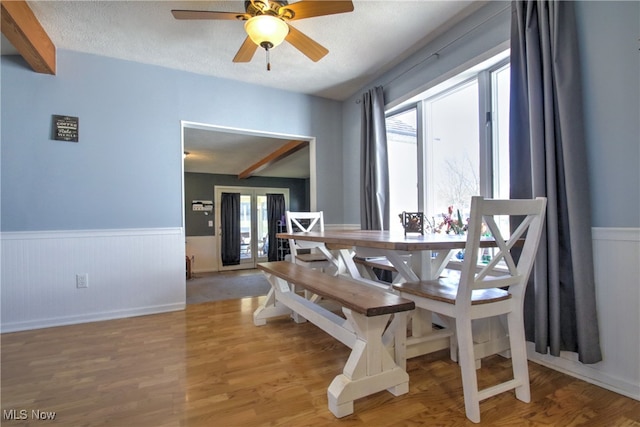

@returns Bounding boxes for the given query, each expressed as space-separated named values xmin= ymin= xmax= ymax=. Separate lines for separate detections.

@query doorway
xmin=215 ymin=186 xmax=290 ymax=270
xmin=181 ymin=121 xmax=316 ymax=274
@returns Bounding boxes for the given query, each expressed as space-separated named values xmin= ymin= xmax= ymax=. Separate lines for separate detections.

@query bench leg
xmin=382 ymin=312 xmax=408 ymax=370
xmin=253 ymin=275 xmax=293 ymax=326
xmin=327 ymin=310 xmax=410 ymax=418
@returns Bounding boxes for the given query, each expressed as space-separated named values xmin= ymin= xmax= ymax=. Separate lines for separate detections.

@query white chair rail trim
xmin=0 ymin=227 xmax=183 ymax=240
xmin=591 ymin=227 xmax=640 ymax=242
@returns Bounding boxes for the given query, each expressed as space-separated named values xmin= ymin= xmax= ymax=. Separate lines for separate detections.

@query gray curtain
xmin=360 ymin=86 xmax=390 ymax=230
xmin=220 ymin=192 xmax=241 ymax=266
xmin=510 ymin=0 xmax=602 ymax=363
xmin=266 ymin=193 xmax=286 ymax=262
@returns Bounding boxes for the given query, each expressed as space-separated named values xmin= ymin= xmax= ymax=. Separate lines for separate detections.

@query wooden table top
xmin=277 ymin=229 xmax=498 ymax=251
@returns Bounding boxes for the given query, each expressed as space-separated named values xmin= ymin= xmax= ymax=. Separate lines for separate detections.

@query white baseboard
xmin=527 ymin=344 xmax=640 ymax=401
xmin=1 ymin=303 xmax=185 ymax=333
xmin=192 ymin=268 xmax=218 ymax=274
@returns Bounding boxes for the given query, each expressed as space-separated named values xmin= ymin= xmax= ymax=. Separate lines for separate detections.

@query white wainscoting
xmin=527 ymin=227 xmax=640 ymax=401
xmin=1 ymin=228 xmax=185 ymax=333
xmin=185 ymin=236 xmax=218 ymax=273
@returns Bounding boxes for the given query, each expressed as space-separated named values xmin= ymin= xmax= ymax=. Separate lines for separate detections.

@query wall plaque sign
xmin=52 ymin=115 xmax=79 ymax=142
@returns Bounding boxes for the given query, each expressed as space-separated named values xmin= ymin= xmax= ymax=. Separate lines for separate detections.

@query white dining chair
xmin=285 ymin=211 xmax=333 ymax=271
xmin=393 ymin=196 xmax=547 ymax=423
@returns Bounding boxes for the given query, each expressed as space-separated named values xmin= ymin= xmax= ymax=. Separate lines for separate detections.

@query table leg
xmin=337 ymin=248 xmax=362 ymax=279
xmin=390 ymin=250 xmax=457 ymax=359
xmin=410 ymin=249 xmax=455 ymax=281
xmin=384 ymin=250 xmax=419 ymax=282
xmin=317 ymin=244 xmax=341 ymax=275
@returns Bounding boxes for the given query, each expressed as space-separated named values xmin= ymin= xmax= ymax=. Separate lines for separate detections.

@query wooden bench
xmin=353 ymin=256 xmax=403 ymax=284
xmin=353 ymin=256 xmax=397 ymax=272
xmin=254 ymin=261 xmax=415 ymax=418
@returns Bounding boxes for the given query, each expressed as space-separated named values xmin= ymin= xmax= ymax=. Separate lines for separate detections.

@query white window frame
xmin=386 ymin=55 xmax=510 ymax=217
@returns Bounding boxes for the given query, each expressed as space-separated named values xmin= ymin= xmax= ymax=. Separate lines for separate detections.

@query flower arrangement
xmin=432 ymin=206 xmax=468 ymax=235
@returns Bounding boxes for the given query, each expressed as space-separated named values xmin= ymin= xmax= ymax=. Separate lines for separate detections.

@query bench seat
xmin=294 ymin=252 xmax=331 ymax=264
xmin=257 ymin=261 xmax=414 ymax=316
xmin=353 ymin=256 xmax=398 ymax=272
xmin=393 ymin=277 xmax=511 ymax=306
xmin=254 ymin=261 xmax=415 ymax=418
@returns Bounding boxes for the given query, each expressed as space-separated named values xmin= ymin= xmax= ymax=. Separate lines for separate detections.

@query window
xmin=387 ymin=107 xmax=418 ymax=233
xmin=386 ymin=52 xmax=510 ymax=231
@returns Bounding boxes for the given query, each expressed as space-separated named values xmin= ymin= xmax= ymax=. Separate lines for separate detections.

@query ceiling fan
xmin=171 ymin=1 xmax=354 ymax=70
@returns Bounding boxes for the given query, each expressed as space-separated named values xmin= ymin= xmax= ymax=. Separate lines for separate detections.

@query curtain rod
xmin=355 ymin=4 xmax=511 ymax=104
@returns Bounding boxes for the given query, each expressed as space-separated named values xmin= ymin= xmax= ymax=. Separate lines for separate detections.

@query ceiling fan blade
xmin=233 ymin=37 xmax=259 ymax=63
xmin=285 ymin=25 xmax=329 ymax=62
xmin=283 ymin=1 xmax=354 ymax=20
xmin=171 ymin=10 xmax=248 ymax=20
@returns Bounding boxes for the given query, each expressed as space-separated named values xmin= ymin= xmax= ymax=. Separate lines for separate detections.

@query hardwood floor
xmin=2 ymin=297 xmax=639 ymax=426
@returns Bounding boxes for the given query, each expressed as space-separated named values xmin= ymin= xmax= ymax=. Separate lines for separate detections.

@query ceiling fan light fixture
xmin=244 ymin=15 xmax=288 ymax=49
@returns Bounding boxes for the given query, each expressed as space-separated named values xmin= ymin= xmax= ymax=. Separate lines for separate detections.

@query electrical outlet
xmin=76 ymin=273 xmax=89 ymax=288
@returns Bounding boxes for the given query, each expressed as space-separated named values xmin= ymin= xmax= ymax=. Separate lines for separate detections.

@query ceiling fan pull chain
xmin=266 ymin=46 xmax=271 ymax=71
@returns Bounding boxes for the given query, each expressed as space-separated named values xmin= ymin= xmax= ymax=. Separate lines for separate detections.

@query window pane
xmin=240 ymin=194 xmax=251 ymax=259
xmin=256 ymin=195 xmax=268 ymax=258
xmin=425 ymin=81 xmax=479 ymax=223
xmin=492 ymin=63 xmax=510 ymax=200
xmin=386 ymin=108 xmax=418 ymax=233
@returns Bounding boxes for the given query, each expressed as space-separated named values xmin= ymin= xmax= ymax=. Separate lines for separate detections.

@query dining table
xmin=277 ymin=229 xmax=502 ymax=282
xmin=277 ymin=229 xmax=511 ymax=362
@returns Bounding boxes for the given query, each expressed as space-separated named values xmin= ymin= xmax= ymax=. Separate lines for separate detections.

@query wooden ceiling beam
xmin=238 ymin=140 xmax=308 ymax=179
xmin=1 ymin=0 xmax=56 ymax=74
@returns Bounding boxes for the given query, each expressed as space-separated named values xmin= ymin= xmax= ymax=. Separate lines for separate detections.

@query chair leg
xmin=507 ymin=310 xmax=531 ymax=403
xmin=456 ymin=317 xmax=481 ymax=423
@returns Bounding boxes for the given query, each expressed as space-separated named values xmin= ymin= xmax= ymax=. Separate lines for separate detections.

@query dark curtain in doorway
xmin=510 ymin=0 xmax=601 ymax=363
xmin=267 ymin=193 xmax=286 ymax=262
xmin=220 ymin=192 xmax=241 ymax=266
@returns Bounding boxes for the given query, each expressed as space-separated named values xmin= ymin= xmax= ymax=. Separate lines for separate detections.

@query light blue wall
xmin=575 ymin=1 xmax=640 ymax=228
xmin=1 ymin=50 xmax=343 ymax=231
xmin=342 ymin=1 xmax=640 ymax=228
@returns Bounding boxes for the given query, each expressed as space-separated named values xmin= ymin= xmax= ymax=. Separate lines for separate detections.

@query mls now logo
xmin=3 ymin=409 xmax=56 ymax=420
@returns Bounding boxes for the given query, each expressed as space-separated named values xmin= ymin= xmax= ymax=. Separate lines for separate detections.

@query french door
xmin=214 ymin=186 xmax=289 ymax=271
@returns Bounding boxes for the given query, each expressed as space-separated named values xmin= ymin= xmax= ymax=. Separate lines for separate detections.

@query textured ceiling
xmin=22 ymin=0 xmax=479 ymax=101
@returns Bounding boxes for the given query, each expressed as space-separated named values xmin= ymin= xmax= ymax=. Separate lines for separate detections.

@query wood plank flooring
xmin=2 ymin=297 xmax=639 ymax=426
